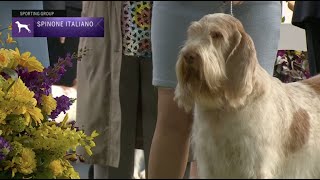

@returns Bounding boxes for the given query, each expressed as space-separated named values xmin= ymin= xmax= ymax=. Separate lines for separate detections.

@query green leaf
xmin=5 ymin=80 xmax=16 ymax=94
xmin=282 ymin=16 xmax=286 ymax=23
xmin=33 ymin=168 xmax=54 ymax=179
xmin=0 ymin=67 xmax=18 ymax=93
xmin=1 ymin=67 xmax=18 ymax=80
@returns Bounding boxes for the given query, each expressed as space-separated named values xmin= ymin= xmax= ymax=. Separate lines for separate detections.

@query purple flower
xmin=49 ymin=95 xmax=74 ymax=119
xmin=0 ymin=137 xmax=10 ymax=161
xmin=277 ymin=50 xmax=286 ymax=57
xmin=17 ymin=53 xmax=75 ymax=104
xmin=274 ymin=50 xmax=310 ymax=83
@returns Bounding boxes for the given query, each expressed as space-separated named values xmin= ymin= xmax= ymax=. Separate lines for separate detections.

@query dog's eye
xmin=210 ymin=31 xmax=223 ymax=39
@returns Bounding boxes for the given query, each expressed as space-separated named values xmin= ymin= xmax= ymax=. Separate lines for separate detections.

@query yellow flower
xmin=91 ymin=130 xmax=99 ymax=138
xmin=0 ymin=50 xmax=10 ymax=69
xmin=2 ymin=48 xmax=18 ymax=69
xmin=8 ymin=23 xmax=12 ymax=30
xmin=0 ymin=109 xmax=6 ymax=124
xmin=294 ymin=50 xmax=302 ymax=56
xmin=11 ymin=48 xmax=44 ymax=72
xmin=27 ymin=107 xmax=44 ymax=125
xmin=84 ymin=145 xmax=93 ymax=156
xmin=49 ymin=159 xmax=64 ymax=177
xmin=0 ymin=48 xmax=15 ymax=69
xmin=15 ymin=148 xmax=37 ymax=175
xmin=60 ymin=159 xmax=80 ymax=179
xmin=41 ymin=94 xmax=57 ymax=115
xmin=24 ymin=113 xmax=31 ymax=126
xmin=0 ymin=32 xmax=3 ymax=45
xmin=66 ymin=167 xmax=80 ymax=179
xmin=4 ymin=78 xmax=44 ymax=125
xmin=6 ymin=33 xmax=16 ymax=44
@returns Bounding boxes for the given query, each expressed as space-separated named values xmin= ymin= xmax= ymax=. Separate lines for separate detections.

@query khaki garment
xmin=76 ymin=1 xmax=123 ymax=168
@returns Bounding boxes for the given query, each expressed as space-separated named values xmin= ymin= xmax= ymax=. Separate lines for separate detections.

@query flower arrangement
xmin=0 ymin=23 xmax=98 ymax=179
xmin=273 ymin=50 xmax=310 ymax=83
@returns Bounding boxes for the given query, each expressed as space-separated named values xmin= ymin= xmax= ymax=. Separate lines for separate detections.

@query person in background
xmin=0 ymin=1 xmax=50 ymax=67
xmin=43 ymin=1 xmax=82 ymax=87
xmin=291 ymin=1 xmax=320 ymax=76
xmin=148 ymin=1 xmax=281 ymax=178
xmin=76 ymin=1 xmax=157 ymax=179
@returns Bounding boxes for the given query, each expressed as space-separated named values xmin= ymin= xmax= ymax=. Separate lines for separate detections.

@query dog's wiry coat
xmin=175 ymin=13 xmax=320 ymax=178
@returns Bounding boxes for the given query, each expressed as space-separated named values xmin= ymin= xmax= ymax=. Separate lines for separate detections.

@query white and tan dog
xmin=175 ymin=13 xmax=320 ymax=178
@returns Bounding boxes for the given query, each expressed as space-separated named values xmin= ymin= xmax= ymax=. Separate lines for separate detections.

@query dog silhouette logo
xmin=15 ymin=21 xmax=31 ymax=33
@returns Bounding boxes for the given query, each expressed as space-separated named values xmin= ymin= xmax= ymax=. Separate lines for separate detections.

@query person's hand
xmin=60 ymin=37 xmax=66 ymax=44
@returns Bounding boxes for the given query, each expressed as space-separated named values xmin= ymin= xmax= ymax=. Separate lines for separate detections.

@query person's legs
xmin=108 ymin=55 xmax=139 ymax=178
xmin=149 ymin=2 xmax=224 ymax=178
xmin=94 ymin=55 xmax=140 ymax=179
xmin=140 ymin=58 xmax=157 ymax=178
xmin=88 ymin=164 xmax=94 ymax=179
xmin=149 ymin=1 xmax=281 ymax=178
xmin=305 ymin=22 xmax=320 ymax=76
xmin=148 ymin=88 xmax=193 ymax=179
xmin=94 ymin=164 xmax=109 ymax=179
xmin=138 ymin=58 xmax=192 ymax=179
xmin=190 ymin=161 xmax=199 ymax=179
xmin=183 ymin=162 xmax=191 ymax=179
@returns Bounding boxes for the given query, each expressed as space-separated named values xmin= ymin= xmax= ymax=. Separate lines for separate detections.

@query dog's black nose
xmin=184 ymin=52 xmax=197 ymax=64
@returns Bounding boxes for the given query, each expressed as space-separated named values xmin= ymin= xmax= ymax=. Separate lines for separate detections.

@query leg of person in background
xmin=148 ymin=2 xmax=222 ymax=178
xmin=305 ymin=23 xmax=320 ymax=76
xmin=88 ymin=165 xmax=94 ymax=179
xmin=76 ymin=1 xmax=124 ymax=179
xmin=183 ymin=162 xmax=191 ymax=179
xmin=93 ymin=164 xmax=109 ymax=179
xmin=148 ymin=87 xmax=193 ymax=179
xmin=140 ymin=57 xmax=157 ymax=179
xmin=96 ymin=55 xmax=139 ymax=179
xmin=149 ymin=1 xmax=281 ymax=179
xmin=190 ymin=161 xmax=199 ymax=179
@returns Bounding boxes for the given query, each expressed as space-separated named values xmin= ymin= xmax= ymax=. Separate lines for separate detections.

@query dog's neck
xmin=249 ymin=64 xmax=273 ymax=101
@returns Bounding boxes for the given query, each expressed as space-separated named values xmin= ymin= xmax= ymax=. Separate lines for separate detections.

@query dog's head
xmin=15 ymin=21 xmax=20 ymax=24
xmin=175 ymin=13 xmax=258 ymax=111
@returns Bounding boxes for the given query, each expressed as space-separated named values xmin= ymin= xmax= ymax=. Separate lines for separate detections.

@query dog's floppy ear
xmin=224 ymin=28 xmax=256 ymax=108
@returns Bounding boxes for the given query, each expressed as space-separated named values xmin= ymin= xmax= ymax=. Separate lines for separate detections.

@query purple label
xmin=12 ymin=18 xmax=34 ymax=37
xmin=12 ymin=17 xmax=104 ymax=37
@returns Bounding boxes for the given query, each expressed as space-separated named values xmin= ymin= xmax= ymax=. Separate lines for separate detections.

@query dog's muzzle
xmin=183 ymin=51 xmax=200 ymax=65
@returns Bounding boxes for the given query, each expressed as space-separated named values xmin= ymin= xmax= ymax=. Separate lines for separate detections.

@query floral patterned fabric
xmin=273 ymin=50 xmax=310 ymax=83
xmin=121 ymin=1 xmax=152 ymax=58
